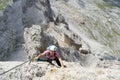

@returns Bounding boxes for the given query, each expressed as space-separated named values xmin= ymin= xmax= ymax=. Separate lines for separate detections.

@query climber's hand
xmin=60 ymin=66 xmax=64 ymax=69
xmin=34 ymin=57 xmax=39 ymax=62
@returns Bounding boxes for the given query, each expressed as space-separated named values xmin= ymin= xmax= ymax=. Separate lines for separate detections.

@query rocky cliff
xmin=50 ymin=0 xmax=120 ymax=56
xmin=0 ymin=0 xmax=119 ymax=60
xmin=0 ymin=0 xmax=120 ymax=80
xmin=0 ymin=0 xmax=53 ymax=60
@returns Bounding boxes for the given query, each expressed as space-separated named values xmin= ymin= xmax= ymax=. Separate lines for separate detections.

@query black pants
xmin=47 ymin=57 xmax=61 ymax=67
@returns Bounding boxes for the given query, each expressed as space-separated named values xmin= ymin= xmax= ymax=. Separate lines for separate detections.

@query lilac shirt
xmin=43 ymin=50 xmax=60 ymax=59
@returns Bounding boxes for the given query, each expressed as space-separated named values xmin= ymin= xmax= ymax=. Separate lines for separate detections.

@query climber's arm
xmin=36 ymin=52 xmax=45 ymax=58
xmin=34 ymin=53 xmax=45 ymax=61
xmin=58 ymin=57 xmax=64 ymax=68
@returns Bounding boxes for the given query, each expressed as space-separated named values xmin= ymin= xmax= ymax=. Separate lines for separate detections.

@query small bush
xmin=97 ymin=3 xmax=115 ymax=10
xmin=0 ymin=0 xmax=9 ymax=10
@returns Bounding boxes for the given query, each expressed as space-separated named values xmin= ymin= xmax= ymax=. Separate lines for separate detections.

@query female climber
xmin=34 ymin=45 xmax=64 ymax=68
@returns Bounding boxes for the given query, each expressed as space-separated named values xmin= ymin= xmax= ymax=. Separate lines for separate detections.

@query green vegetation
xmin=97 ymin=2 xmax=115 ymax=10
xmin=0 ymin=0 xmax=9 ymax=10
xmin=112 ymin=28 xmax=120 ymax=36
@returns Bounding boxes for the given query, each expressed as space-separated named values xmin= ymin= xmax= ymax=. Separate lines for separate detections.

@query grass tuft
xmin=0 ymin=0 xmax=9 ymax=10
xmin=97 ymin=3 xmax=115 ymax=10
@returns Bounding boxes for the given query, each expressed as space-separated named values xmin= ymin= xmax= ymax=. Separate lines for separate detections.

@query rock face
xmin=23 ymin=0 xmax=120 ymax=66
xmin=0 ymin=61 xmax=120 ymax=80
xmin=24 ymin=22 xmax=92 ymax=66
xmin=0 ymin=0 xmax=23 ymax=60
xmin=50 ymin=0 xmax=120 ymax=55
xmin=0 ymin=0 xmax=119 ymax=63
xmin=22 ymin=0 xmax=53 ymax=27
xmin=0 ymin=0 xmax=119 ymax=61
xmin=0 ymin=0 xmax=120 ymax=80
xmin=0 ymin=0 xmax=53 ymax=60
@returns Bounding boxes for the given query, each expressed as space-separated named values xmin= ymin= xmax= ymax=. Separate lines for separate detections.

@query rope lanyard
xmin=0 ymin=58 xmax=33 ymax=75
xmin=0 ymin=58 xmax=52 ymax=75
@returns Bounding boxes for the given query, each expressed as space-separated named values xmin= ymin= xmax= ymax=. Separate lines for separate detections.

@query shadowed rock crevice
xmin=63 ymin=34 xmax=82 ymax=50
xmin=54 ymin=14 xmax=68 ymax=26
